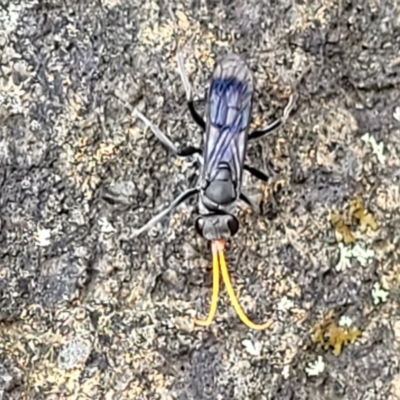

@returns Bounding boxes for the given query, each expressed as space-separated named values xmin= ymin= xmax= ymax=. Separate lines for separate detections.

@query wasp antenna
xmin=194 ymin=240 xmax=221 ymax=327
xmin=176 ymin=52 xmax=192 ymax=102
xmin=217 ymin=240 xmax=273 ymax=331
xmin=282 ymin=92 xmax=298 ymax=122
xmin=129 ymin=187 xmax=199 ymax=238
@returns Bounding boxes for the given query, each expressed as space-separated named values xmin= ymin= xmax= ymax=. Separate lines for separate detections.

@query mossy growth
xmin=349 ymin=199 xmax=378 ymax=233
xmin=330 ymin=212 xmax=355 ymax=245
xmin=330 ymin=198 xmax=378 ymax=244
xmin=311 ymin=311 xmax=361 ymax=356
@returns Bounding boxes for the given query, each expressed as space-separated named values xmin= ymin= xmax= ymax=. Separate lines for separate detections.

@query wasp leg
xmin=239 ymin=192 xmax=260 ymax=214
xmin=134 ymin=108 xmax=202 ymax=158
xmin=112 ymin=92 xmax=201 ymax=157
xmin=244 ymin=164 xmax=270 ymax=182
xmin=248 ymin=119 xmax=282 ymax=141
xmin=128 ymin=187 xmax=200 ymax=238
xmin=177 ymin=52 xmax=206 ymax=132
xmin=179 ymin=145 xmax=203 ymax=156
xmin=249 ymin=92 xmax=298 ymax=141
xmin=188 ymin=100 xmax=206 ymax=132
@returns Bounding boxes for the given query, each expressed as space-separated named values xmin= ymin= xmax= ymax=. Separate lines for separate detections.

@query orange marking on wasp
xmin=194 ymin=239 xmax=273 ymax=331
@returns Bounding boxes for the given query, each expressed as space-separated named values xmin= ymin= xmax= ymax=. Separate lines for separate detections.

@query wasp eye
xmin=227 ymin=216 xmax=239 ymax=236
xmin=195 ymin=217 xmax=205 ymax=237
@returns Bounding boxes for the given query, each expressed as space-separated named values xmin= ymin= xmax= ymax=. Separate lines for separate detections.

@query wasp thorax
xmin=195 ymin=213 xmax=239 ymax=241
xmin=204 ymin=164 xmax=236 ymax=205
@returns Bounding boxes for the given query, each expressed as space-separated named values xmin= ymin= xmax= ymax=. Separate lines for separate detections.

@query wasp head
xmin=194 ymin=213 xmax=239 ymax=241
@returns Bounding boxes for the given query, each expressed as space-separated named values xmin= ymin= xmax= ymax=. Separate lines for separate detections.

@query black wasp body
xmin=196 ymin=54 xmax=255 ymax=241
xmin=115 ymin=52 xmax=298 ymax=329
xmin=127 ymin=53 xmax=296 ymax=241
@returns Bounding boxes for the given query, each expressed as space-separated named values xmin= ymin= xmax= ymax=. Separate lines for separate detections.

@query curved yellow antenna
xmin=217 ymin=240 xmax=273 ymax=331
xmin=194 ymin=241 xmax=220 ymax=327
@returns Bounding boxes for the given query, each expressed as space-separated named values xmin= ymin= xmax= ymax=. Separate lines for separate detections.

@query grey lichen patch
xmin=305 ymin=355 xmax=325 ymax=377
xmin=33 ymin=227 xmax=52 ymax=247
xmin=350 ymin=243 xmax=375 ymax=267
xmin=335 ymin=242 xmax=375 ymax=272
xmin=361 ymin=133 xmax=386 ymax=165
xmin=57 ymin=339 xmax=91 ymax=370
xmin=0 ymin=3 xmax=21 ymax=36
xmin=372 ymin=282 xmax=390 ymax=305
xmin=335 ymin=243 xmax=353 ymax=272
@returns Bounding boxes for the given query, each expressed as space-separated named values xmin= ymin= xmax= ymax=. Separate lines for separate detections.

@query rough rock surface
xmin=1 ymin=0 xmax=400 ymax=399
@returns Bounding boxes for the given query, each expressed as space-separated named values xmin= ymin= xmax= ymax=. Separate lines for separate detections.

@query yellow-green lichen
xmin=330 ymin=199 xmax=378 ymax=245
xmin=349 ymin=199 xmax=378 ymax=233
xmin=311 ymin=311 xmax=361 ymax=356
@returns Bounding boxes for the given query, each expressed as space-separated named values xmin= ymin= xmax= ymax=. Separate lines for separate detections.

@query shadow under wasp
xmin=114 ymin=52 xmax=299 ymax=330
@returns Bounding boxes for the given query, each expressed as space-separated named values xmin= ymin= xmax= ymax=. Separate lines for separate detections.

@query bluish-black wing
xmin=203 ymin=54 xmax=254 ymax=186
